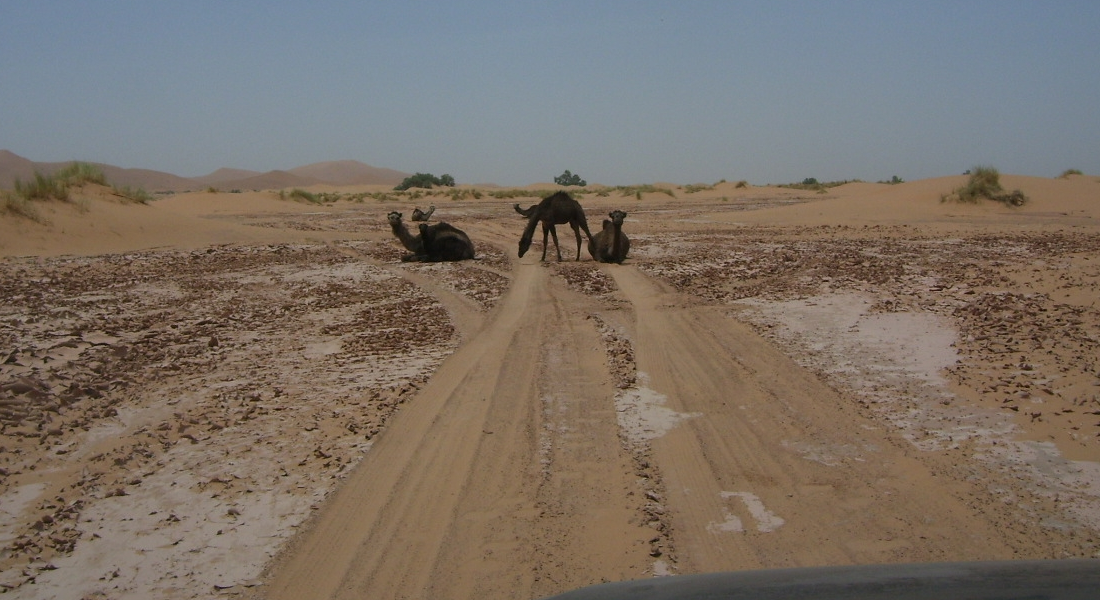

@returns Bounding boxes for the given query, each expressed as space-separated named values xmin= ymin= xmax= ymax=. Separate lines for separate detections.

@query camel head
xmin=387 ymin=211 xmax=404 ymax=226
xmin=518 ymin=233 xmax=532 ymax=258
xmin=609 ymin=210 xmax=627 ymax=226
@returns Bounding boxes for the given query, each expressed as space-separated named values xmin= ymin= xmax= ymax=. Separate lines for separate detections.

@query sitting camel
xmin=411 ymin=205 xmax=435 ymax=222
xmin=388 ymin=211 xmax=423 ymax=255
xmin=517 ymin=192 xmax=593 ymax=261
xmin=588 ymin=210 xmax=630 ymax=264
xmin=387 ymin=211 xmax=474 ymax=262
xmin=414 ymin=222 xmax=475 ymax=262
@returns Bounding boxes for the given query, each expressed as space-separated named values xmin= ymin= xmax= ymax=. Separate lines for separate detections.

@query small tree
xmin=554 ymin=170 xmax=587 ymax=187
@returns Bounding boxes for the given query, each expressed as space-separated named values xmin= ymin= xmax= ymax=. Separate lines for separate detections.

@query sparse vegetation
xmin=735 ymin=180 xmax=749 ymax=189
xmin=611 ymin=184 xmax=675 ymax=199
xmin=1059 ymin=169 xmax=1083 ymax=178
xmin=553 ymin=170 xmax=587 ymax=187
xmin=941 ymin=166 xmax=1027 ymax=206
xmin=14 ymin=172 xmax=71 ymax=201
xmin=113 ymin=186 xmax=154 ymax=204
xmin=286 ymin=188 xmax=319 ymax=203
xmin=2 ymin=162 xmax=148 ymax=218
xmin=878 ymin=175 xmax=905 ymax=184
xmin=683 ymin=183 xmax=715 ymax=194
xmin=1 ymin=190 xmax=44 ymax=221
xmin=777 ymin=178 xmax=861 ymax=192
xmin=395 ymin=173 xmax=455 ymax=191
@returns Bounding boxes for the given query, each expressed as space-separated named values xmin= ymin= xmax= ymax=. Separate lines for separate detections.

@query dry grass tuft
xmin=941 ymin=166 xmax=1027 ymax=206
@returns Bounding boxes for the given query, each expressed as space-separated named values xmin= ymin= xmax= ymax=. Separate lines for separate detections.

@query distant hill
xmin=192 ymin=168 xmax=262 ymax=186
xmin=289 ymin=160 xmax=410 ymax=186
xmin=0 ymin=150 xmax=410 ymax=192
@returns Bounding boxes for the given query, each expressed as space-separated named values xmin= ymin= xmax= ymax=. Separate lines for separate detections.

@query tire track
xmin=257 ymin=257 xmax=652 ymax=600
xmin=608 ymin=265 xmax=1019 ymax=572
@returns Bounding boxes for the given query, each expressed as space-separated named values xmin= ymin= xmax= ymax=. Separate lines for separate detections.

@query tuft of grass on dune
xmin=3 ymin=162 xmax=152 ymax=219
xmin=941 ymin=166 xmax=1027 ymax=207
xmin=1 ymin=190 xmax=45 ymax=222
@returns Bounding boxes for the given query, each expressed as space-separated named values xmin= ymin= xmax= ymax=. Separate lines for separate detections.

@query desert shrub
xmin=114 ymin=186 xmax=154 ymax=204
xmin=55 ymin=162 xmax=107 ymax=186
xmin=554 ymin=170 xmax=587 ymax=187
xmin=287 ymin=188 xmax=318 ymax=203
xmin=1 ymin=190 xmax=44 ymax=221
xmin=14 ymin=172 xmax=70 ymax=201
xmin=683 ymin=183 xmax=714 ymax=194
xmin=735 ymin=180 xmax=749 ymax=188
xmin=395 ymin=173 xmax=455 ymax=191
xmin=447 ymin=188 xmax=482 ymax=201
xmin=878 ymin=175 xmax=904 ymax=184
xmin=1059 ymin=169 xmax=1083 ymax=178
xmin=613 ymin=184 xmax=675 ymax=198
xmin=941 ymin=166 xmax=1027 ymax=206
xmin=777 ymin=178 xmax=858 ymax=192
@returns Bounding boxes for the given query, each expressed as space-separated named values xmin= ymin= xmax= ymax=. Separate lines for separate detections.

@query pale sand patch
xmin=735 ymin=290 xmax=1100 ymax=533
xmin=615 ymin=372 xmax=701 ymax=446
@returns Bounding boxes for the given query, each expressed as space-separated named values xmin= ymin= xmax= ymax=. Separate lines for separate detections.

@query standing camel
xmin=517 ymin=192 xmax=593 ymax=261
xmin=588 ymin=210 xmax=630 ymax=264
xmin=513 ymin=203 xmax=537 ymax=218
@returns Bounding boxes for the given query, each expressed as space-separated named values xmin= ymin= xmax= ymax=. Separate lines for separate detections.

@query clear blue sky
xmin=3 ymin=1 xmax=1097 ymax=186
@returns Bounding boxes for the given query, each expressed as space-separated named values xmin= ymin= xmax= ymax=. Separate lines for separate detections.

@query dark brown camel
xmin=388 ymin=211 xmax=474 ymax=262
xmin=412 ymin=222 xmax=475 ymax=262
xmin=517 ymin=192 xmax=594 ymax=261
xmin=513 ymin=203 xmax=537 ymax=218
xmin=388 ymin=211 xmax=423 ymax=255
xmin=588 ymin=210 xmax=630 ymax=264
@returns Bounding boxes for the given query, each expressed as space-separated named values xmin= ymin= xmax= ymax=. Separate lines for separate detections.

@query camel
xmin=387 ymin=211 xmax=423 ymax=255
xmin=414 ymin=222 xmax=475 ymax=262
xmin=513 ymin=203 xmax=537 ymax=218
xmin=588 ymin=210 xmax=630 ymax=264
xmin=410 ymin=205 xmax=435 ymax=222
xmin=517 ymin=191 xmax=594 ymax=261
xmin=387 ymin=211 xmax=474 ymax=262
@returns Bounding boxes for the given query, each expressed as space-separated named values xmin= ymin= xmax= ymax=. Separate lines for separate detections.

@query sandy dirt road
xmin=259 ymin=225 xmax=655 ymax=599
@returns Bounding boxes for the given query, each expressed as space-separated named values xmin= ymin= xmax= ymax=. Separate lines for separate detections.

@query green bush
xmin=1059 ymin=169 xmax=1083 ymax=178
xmin=554 ymin=170 xmax=587 ymax=187
xmin=395 ymin=173 xmax=455 ymax=191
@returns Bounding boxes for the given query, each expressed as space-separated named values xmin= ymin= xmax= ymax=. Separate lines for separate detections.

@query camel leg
xmin=571 ymin=224 xmax=583 ymax=260
xmin=549 ymin=225 xmax=563 ymax=261
xmin=540 ymin=224 xmax=551 ymax=261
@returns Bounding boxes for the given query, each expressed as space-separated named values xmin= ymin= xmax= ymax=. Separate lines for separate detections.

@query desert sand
xmin=2 ymin=175 xmax=1099 ymax=599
